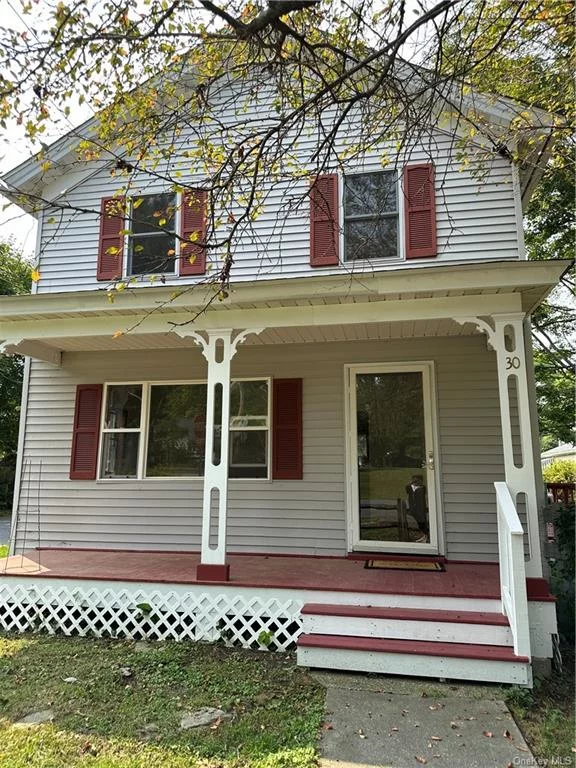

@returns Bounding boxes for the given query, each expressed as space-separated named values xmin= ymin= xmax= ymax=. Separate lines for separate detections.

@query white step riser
xmin=297 ymin=647 xmax=532 ymax=686
xmin=302 ymin=614 xmax=513 ymax=647
xmin=300 ymin=593 xmax=502 ymax=613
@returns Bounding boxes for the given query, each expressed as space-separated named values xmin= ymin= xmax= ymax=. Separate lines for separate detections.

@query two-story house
xmin=0 ymin=73 xmax=568 ymax=686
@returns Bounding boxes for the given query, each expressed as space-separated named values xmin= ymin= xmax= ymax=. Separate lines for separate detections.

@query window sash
xmin=343 ymin=172 xmax=399 ymax=262
xmin=125 ymin=193 xmax=179 ymax=277
xmin=98 ymin=379 xmax=270 ymax=480
xmin=99 ymin=383 xmax=146 ymax=478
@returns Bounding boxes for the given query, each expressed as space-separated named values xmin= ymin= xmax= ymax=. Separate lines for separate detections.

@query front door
xmin=347 ymin=363 xmax=440 ymax=553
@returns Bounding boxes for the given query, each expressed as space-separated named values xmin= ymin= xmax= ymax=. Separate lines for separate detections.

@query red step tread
xmin=297 ymin=634 xmax=529 ymax=663
xmin=301 ymin=604 xmax=509 ymax=626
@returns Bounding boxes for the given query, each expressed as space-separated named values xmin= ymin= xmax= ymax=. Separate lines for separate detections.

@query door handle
xmin=422 ymin=451 xmax=435 ymax=471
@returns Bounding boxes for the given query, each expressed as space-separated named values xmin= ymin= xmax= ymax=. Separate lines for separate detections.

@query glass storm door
xmin=348 ymin=363 xmax=439 ymax=552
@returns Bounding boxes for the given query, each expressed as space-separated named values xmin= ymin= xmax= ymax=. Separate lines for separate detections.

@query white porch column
xmin=174 ymin=327 xmax=262 ymax=580
xmin=456 ymin=313 xmax=543 ymax=577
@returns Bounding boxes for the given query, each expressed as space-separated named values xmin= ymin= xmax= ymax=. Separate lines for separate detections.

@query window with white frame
xmin=100 ymin=384 xmax=144 ymax=478
xmin=344 ymin=171 xmax=398 ymax=261
xmin=229 ymin=379 xmax=269 ymax=478
xmin=128 ymin=192 xmax=177 ymax=276
xmin=99 ymin=380 xmax=270 ymax=480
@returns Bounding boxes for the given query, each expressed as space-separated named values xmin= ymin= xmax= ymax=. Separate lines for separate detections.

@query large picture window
xmin=344 ymin=171 xmax=398 ymax=262
xmin=128 ymin=192 xmax=177 ymax=275
xmin=99 ymin=379 xmax=270 ymax=480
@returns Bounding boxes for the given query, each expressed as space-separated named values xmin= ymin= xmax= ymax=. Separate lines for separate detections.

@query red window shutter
xmin=70 ymin=384 xmax=103 ymax=480
xmin=97 ymin=197 xmax=125 ymax=280
xmin=403 ymin=163 xmax=437 ymax=259
xmin=180 ymin=189 xmax=207 ymax=275
xmin=310 ymin=174 xmax=339 ymax=266
xmin=272 ymin=378 xmax=303 ymax=480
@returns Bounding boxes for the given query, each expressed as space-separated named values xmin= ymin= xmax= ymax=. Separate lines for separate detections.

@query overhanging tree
xmin=0 ymin=3 xmax=572 ymax=449
xmin=0 ymin=243 xmax=32 ymax=510
xmin=0 ymin=2 xmax=571 ymax=284
xmin=442 ymin=0 xmax=574 ymax=446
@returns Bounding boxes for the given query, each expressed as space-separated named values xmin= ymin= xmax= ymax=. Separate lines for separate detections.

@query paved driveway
xmin=0 ymin=519 xmax=11 ymax=547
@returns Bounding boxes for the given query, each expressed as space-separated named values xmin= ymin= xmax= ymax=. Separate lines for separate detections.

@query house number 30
xmin=506 ymin=356 xmax=521 ymax=370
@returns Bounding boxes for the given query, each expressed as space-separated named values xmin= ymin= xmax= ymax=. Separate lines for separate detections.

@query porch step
xmin=301 ymin=603 xmax=513 ymax=646
xmin=296 ymin=634 xmax=532 ymax=685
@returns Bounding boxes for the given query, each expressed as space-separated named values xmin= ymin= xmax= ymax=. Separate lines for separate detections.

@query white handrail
xmin=494 ymin=481 xmax=531 ymax=659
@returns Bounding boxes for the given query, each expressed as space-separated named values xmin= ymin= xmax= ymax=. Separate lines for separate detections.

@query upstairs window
xmin=344 ymin=171 xmax=398 ymax=261
xmin=128 ymin=192 xmax=177 ymax=275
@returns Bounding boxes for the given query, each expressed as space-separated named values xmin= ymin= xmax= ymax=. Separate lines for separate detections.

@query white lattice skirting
xmin=0 ymin=580 xmax=303 ymax=651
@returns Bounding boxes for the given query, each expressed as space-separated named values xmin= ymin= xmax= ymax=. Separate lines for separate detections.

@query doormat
xmin=364 ymin=559 xmax=445 ymax=572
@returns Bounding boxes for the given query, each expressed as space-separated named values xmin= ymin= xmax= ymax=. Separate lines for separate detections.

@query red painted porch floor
xmin=0 ymin=549 xmax=504 ymax=599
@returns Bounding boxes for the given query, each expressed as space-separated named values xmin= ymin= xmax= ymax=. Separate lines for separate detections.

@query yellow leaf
xmin=112 ymin=330 xmax=124 ymax=339
xmin=167 ymin=249 xmax=175 ymax=256
xmin=188 ymin=254 xmax=197 ymax=265
xmin=132 ymin=198 xmax=144 ymax=209
xmin=106 ymin=246 xmax=120 ymax=255
xmin=40 ymin=160 xmax=51 ymax=172
xmin=31 ymin=269 xmax=41 ymax=282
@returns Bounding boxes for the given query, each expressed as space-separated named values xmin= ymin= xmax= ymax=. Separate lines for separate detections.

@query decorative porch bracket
xmin=455 ymin=313 xmax=543 ymax=577
xmin=174 ymin=327 xmax=264 ymax=581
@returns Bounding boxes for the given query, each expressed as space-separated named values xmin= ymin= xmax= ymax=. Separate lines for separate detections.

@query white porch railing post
xmin=455 ymin=314 xmax=543 ymax=578
xmin=174 ymin=327 xmax=262 ymax=581
xmin=494 ymin=482 xmax=531 ymax=659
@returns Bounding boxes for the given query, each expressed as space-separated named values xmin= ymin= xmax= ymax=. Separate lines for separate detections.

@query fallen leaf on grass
xmin=483 ymin=730 xmax=494 ymax=738
xmin=415 ymin=757 xmax=427 ymax=765
xmin=210 ymin=717 xmax=222 ymax=730
xmin=81 ymin=742 xmax=98 ymax=756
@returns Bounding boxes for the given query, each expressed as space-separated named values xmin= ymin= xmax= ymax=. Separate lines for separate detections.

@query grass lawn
xmin=506 ymin=644 xmax=575 ymax=765
xmin=0 ymin=634 xmax=324 ymax=768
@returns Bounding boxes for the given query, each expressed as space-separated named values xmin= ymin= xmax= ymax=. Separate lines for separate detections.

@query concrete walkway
xmin=0 ymin=519 xmax=10 ymax=547
xmin=315 ymin=672 xmax=533 ymax=768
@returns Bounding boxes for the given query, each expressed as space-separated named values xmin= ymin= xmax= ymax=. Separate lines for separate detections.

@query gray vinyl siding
xmin=35 ymin=126 xmax=520 ymax=294
xmin=13 ymin=335 xmax=507 ymax=561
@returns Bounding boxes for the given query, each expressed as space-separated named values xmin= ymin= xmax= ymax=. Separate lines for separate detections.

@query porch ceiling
xmin=16 ymin=317 xmax=476 ymax=354
xmin=0 ymin=259 xmax=569 ymax=362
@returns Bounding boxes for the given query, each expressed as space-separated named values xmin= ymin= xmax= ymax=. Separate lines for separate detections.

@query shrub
xmin=549 ymin=506 xmax=575 ymax=642
xmin=542 ymin=458 xmax=576 ymax=483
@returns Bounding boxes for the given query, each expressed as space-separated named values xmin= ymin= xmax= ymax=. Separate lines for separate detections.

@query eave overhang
xmin=0 ymin=259 xmax=570 ymax=363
